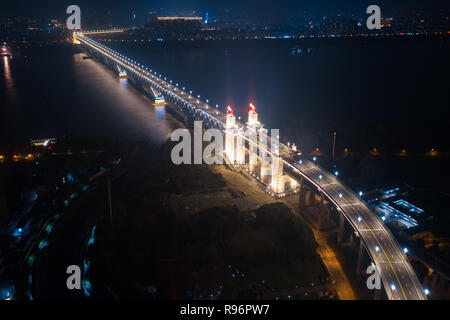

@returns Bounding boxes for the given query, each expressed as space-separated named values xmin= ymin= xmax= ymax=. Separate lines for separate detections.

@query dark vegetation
xmin=90 ymin=140 xmax=327 ymax=299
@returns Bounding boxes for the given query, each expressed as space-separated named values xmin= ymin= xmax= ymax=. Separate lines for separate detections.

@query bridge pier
xmin=225 ymin=112 xmax=237 ymax=164
xmin=298 ymin=179 xmax=306 ymax=208
xmin=356 ymin=239 xmax=365 ymax=275
xmin=430 ymin=271 xmax=445 ymax=297
xmin=337 ymin=213 xmax=345 ymax=243
xmin=431 ymin=271 xmax=439 ymax=289
xmin=306 ymin=190 xmax=313 ymax=206
xmin=249 ymin=146 xmax=258 ymax=172
xmin=260 ymin=164 xmax=271 ymax=182
xmin=270 ymin=155 xmax=285 ymax=194
xmin=236 ymin=134 xmax=245 ymax=165
xmin=317 ymin=191 xmax=332 ymax=230
xmin=298 ymin=178 xmax=314 ymax=208
xmin=373 ymin=286 xmax=382 ymax=300
xmin=247 ymin=105 xmax=260 ymax=172
xmin=347 ymin=230 xmax=355 ymax=247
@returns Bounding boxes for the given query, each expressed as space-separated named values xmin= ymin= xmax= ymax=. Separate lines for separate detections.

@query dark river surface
xmin=0 ymin=37 xmax=449 ymax=192
xmin=104 ymin=37 xmax=449 ymax=155
xmin=0 ymin=45 xmax=178 ymax=146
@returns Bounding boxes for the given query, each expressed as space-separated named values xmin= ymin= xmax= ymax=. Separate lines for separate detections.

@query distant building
xmin=156 ymin=17 xmax=202 ymax=22
xmin=365 ymin=185 xmax=431 ymax=229
xmin=142 ymin=16 xmax=202 ymax=40
xmin=144 ymin=11 xmax=158 ymax=24
xmin=0 ymin=18 xmax=41 ymax=38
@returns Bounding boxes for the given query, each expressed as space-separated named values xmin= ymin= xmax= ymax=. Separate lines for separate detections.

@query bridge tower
xmin=236 ymin=132 xmax=246 ymax=165
xmin=247 ymin=103 xmax=261 ymax=172
xmin=225 ymin=106 xmax=237 ymax=164
xmin=270 ymin=146 xmax=285 ymax=193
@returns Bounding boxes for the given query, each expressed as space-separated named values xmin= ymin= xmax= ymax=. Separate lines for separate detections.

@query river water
xmin=0 ymin=45 xmax=179 ymax=147
xmin=104 ymin=37 xmax=449 ymax=155
xmin=0 ymin=38 xmax=449 ymax=192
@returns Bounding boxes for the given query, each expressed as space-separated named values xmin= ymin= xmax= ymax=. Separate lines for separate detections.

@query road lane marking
xmin=342 ymin=197 xmax=407 ymax=300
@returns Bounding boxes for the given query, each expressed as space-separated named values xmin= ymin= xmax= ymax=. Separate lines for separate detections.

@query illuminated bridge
xmin=74 ymin=31 xmax=427 ymax=300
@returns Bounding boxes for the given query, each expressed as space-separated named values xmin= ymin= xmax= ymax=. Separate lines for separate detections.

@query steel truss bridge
xmin=75 ymin=31 xmax=427 ymax=300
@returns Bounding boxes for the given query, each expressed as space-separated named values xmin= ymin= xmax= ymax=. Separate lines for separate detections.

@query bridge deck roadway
xmin=76 ymin=33 xmax=427 ymax=300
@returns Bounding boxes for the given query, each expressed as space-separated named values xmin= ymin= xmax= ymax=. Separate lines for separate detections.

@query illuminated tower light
xmin=247 ymin=103 xmax=260 ymax=126
xmin=225 ymin=106 xmax=237 ymax=164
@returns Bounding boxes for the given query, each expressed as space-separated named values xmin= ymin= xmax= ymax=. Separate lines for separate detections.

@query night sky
xmin=3 ymin=0 xmax=449 ymax=22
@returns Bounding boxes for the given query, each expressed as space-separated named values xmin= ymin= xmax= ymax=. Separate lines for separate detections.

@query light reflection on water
xmin=70 ymin=52 xmax=179 ymax=144
xmin=2 ymin=55 xmax=18 ymax=102
xmin=1 ymin=55 xmax=21 ymax=124
xmin=0 ymin=52 xmax=179 ymax=145
xmin=155 ymin=106 xmax=166 ymax=121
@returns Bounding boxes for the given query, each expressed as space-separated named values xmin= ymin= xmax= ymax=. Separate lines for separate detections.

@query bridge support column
xmin=305 ymin=190 xmax=312 ymax=206
xmin=225 ymin=132 xmax=236 ymax=164
xmin=326 ymin=205 xmax=332 ymax=221
xmin=225 ymin=113 xmax=237 ymax=164
xmin=347 ymin=231 xmax=355 ymax=247
xmin=432 ymin=271 xmax=439 ymax=288
xmin=337 ymin=212 xmax=345 ymax=243
xmin=298 ymin=188 xmax=305 ymax=208
xmin=260 ymin=162 xmax=271 ymax=182
xmin=287 ymin=176 xmax=297 ymax=191
xmin=356 ymin=239 xmax=365 ymax=275
xmin=298 ymin=178 xmax=307 ymax=208
xmin=270 ymin=155 xmax=284 ymax=194
xmin=236 ymin=134 xmax=245 ymax=165
xmin=249 ymin=142 xmax=258 ymax=172
xmin=246 ymin=106 xmax=260 ymax=172
xmin=431 ymin=272 xmax=440 ymax=297
xmin=317 ymin=192 xmax=325 ymax=229
xmin=373 ymin=287 xmax=382 ymax=300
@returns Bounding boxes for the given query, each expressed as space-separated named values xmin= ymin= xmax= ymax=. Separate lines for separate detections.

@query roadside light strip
xmin=342 ymin=196 xmax=407 ymax=300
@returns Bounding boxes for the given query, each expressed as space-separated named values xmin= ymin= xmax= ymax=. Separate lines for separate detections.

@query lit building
xmin=246 ymin=103 xmax=261 ymax=172
xmin=156 ymin=17 xmax=202 ymax=22
xmin=145 ymin=11 xmax=158 ymax=24
xmin=142 ymin=16 xmax=202 ymax=40
xmin=365 ymin=185 xmax=430 ymax=229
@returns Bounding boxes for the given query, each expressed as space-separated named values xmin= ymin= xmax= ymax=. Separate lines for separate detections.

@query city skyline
xmin=3 ymin=0 xmax=449 ymax=22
